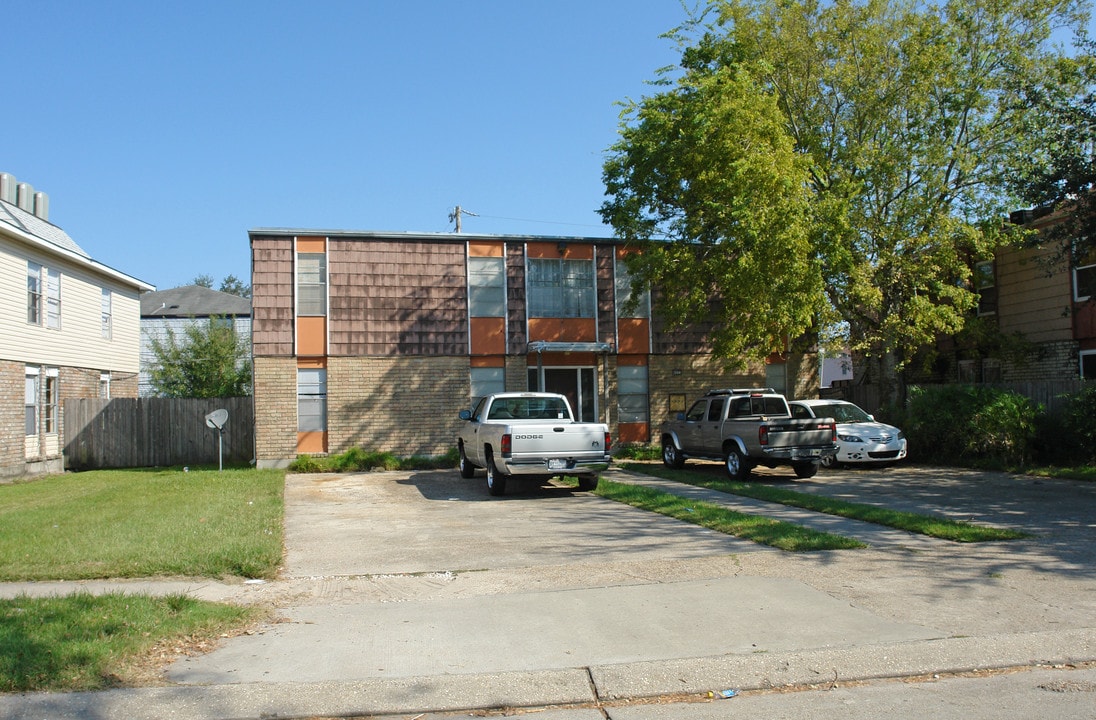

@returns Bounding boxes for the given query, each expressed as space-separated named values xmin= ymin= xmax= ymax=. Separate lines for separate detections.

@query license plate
xmin=548 ymin=459 xmax=568 ymax=470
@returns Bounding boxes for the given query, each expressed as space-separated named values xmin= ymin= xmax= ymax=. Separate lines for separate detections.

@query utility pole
xmin=448 ymin=205 xmax=478 ymax=233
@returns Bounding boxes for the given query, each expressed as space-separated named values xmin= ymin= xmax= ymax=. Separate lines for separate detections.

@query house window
xmin=27 ymin=262 xmax=42 ymax=324
xmin=617 ymin=365 xmax=649 ymax=423
xmin=468 ymin=256 xmax=505 ymax=317
xmin=1081 ymin=350 xmax=1096 ymax=380
xmin=527 ymin=258 xmax=595 ymax=318
xmin=43 ymin=371 xmax=58 ymax=433
xmin=297 ymin=368 xmax=327 ymax=432
xmin=101 ymin=289 xmax=112 ymax=339
xmin=100 ymin=372 xmax=111 ymax=399
xmin=470 ymin=366 xmax=505 ymax=407
xmin=974 ymin=260 xmax=996 ymax=316
xmin=24 ymin=370 xmax=38 ymax=435
xmin=1074 ymin=247 xmax=1096 ymax=302
xmin=297 ymin=253 xmax=327 ymax=316
xmin=614 ymin=258 xmax=650 ymax=318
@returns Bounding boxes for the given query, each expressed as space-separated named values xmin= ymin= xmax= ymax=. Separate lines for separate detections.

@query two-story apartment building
xmin=249 ymin=229 xmax=818 ymax=468
xmin=1 ymin=173 xmax=153 ymax=479
xmin=139 ymin=285 xmax=252 ymax=396
xmin=948 ymin=207 xmax=1096 ymax=384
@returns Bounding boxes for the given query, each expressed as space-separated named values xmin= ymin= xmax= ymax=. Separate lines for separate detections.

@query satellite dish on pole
xmin=205 ymin=409 xmax=229 ymax=430
xmin=204 ymin=409 xmax=229 ymax=470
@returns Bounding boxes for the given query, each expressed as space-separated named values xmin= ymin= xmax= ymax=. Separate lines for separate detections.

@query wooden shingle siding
xmin=505 ymin=242 xmax=528 ymax=355
xmin=250 ymin=238 xmax=295 ymax=356
xmin=328 ymin=239 xmax=467 ymax=356
xmin=996 ymin=243 xmax=1073 ymax=343
xmin=597 ymin=248 xmax=615 ymax=345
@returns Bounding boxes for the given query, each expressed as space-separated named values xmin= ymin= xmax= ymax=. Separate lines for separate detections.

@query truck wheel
xmin=577 ymin=475 xmax=599 ymax=491
xmin=793 ymin=462 xmax=819 ymax=479
xmin=485 ymin=452 xmax=507 ymax=496
xmin=662 ymin=438 xmax=685 ymax=469
xmin=724 ymin=447 xmax=751 ymax=481
xmin=462 ymin=442 xmax=480 ymax=477
xmin=458 ymin=445 xmax=477 ymax=478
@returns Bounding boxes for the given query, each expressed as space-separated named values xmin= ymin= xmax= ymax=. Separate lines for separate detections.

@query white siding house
xmin=1 ymin=173 xmax=153 ymax=479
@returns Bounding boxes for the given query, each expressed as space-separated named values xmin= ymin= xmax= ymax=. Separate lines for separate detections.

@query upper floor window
xmin=1074 ymin=245 xmax=1095 ymax=302
xmin=614 ymin=258 xmax=650 ymax=318
xmin=27 ymin=262 xmax=42 ymax=324
xmin=528 ymin=257 xmax=595 ymax=318
xmin=468 ymin=256 xmax=505 ymax=317
xmin=297 ymin=253 xmax=327 ymax=316
xmin=974 ymin=260 xmax=996 ymax=316
xmin=46 ymin=267 xmax=61 ymax=329
xmin=101 ymin=289 xmax=112 ymax=339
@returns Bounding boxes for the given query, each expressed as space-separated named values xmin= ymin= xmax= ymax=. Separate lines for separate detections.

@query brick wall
xmin=254 ymin=356 xmax=298 ymax=466
xmin=648 ymin=354 xmax=768 ymax=428
xmin=327 ymin=356 xmax=470 ymax=457
xmin=1000 ymin=340 xmax=1080 ymax=383
xmin=0 ymin=360 xmax=22 ymax=479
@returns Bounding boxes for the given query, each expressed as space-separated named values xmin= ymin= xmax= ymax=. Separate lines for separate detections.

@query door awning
xmin=527 ymin=341 xmax=613 ymax=354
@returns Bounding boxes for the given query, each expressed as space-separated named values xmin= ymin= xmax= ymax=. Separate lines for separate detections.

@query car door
xmin=699 ymin=396 xmax=727 ymax=455
xmin=677 ymin=399 xmax=709 ymax=453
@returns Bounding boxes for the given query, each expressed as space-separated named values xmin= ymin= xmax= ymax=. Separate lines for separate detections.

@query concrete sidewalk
xmin=1 ymin=466 xmax=1094 ymax=719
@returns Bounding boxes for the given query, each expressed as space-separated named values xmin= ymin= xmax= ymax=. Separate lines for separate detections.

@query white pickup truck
xmin=457 ymin=392 xmax=611 ymax=496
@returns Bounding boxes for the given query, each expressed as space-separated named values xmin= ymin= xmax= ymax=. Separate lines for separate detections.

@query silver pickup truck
xmin=457 ymin=392 xmax=611 ymax=496
xmin=660 ymin=388 xmax=837 ymax=480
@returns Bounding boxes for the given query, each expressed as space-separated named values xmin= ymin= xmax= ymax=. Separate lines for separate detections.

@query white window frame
xmin=100 ymin=372 xmax=112 ymax=399
xmin=25 ymin=368 xmax=39 ymax=435
xmin=617 ymin=365 xmax=649 ymax=423
xmin=27 ymin=262 xmax=42 ymax=325
xmin=614 ymin=257 xmax=650 ymax=318
xmin=1081 ymin=350 xmax=1096 ymax=380
xmin=527 ymin=257 xmax=595 ymax=318
xmin=468 ymin=256 xmax=506 ymax=317
xmin=1074 ymin=256 xmax=1095 ymax=302
xmin=45 ymin=267 xmax=61 ymax=329
xmin=43 ymin=368 xmax=59 ymax=434
xmin=101 ymin=289 xmax=113 ymax=339
xmin=297 ymin=368 xmax=327 ymax=432
xmin=297 ymin=252 xmax=327 ymax=317
xmin=469 ymin=366 xmax=505 ymax=407
xmin=974 ymin=260 xmax=996 ymax=317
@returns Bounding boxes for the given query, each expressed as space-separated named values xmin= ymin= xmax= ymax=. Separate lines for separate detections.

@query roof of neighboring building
xmin=141 ymin=285 xmax=252 ymax=318
xmin=1 ymin=198 xmax=154 ymax=292
xmin=248 ymin=228 xmax=621 ymax=244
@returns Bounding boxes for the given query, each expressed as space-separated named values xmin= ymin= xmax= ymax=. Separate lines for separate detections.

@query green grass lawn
xmin=618 ymin=462 xmax=1030 ymax=542
xmin=564 ymin=476 xmax=867 ymax=551
xmin=0 ymin=467 xmax=285 ymax=581
xmin=0 ymin=467 xmax=284 ymax=691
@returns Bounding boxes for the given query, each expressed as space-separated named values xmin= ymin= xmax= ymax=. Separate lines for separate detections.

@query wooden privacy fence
xmin=63 ymin=397 xmax=254 ymax=470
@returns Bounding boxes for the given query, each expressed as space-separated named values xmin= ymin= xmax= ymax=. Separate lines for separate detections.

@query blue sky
xmin=5 ymin=1 xmax=688 ymax=291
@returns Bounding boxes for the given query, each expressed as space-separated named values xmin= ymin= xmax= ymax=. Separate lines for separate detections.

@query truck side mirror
xmin=675 ymin=412 xmax=686 ymax=421
xmin=459 ymin=410 xmax=472 ymax=421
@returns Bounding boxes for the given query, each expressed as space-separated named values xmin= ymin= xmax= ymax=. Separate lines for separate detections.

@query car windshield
xmin=811 ymin=402 xmax=872 ymax=424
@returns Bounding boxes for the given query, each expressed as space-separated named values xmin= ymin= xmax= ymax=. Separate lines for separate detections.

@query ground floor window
xmin=25 ymin=370 xmax=38 ymax=435
xmin=1082 ymin=350 xmax=1096 ymax=380
xmin=43 ymin=371 xmax=58 ymax=433
xmin=470 ymin=366 xmax=505 ymax=407
xmin=24 ymin=366 xmax=59 ymax=435
xmin=527 ymin=366 xmax=597 ymax=422
xmin=297 ymin=368 xmax=327 ymax=432
xmin=617 ymin=365 xmax=649 ymax=423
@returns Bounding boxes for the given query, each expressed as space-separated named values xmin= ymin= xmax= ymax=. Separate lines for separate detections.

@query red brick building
xmin=249 ymin=229 xmax=818 ymax=468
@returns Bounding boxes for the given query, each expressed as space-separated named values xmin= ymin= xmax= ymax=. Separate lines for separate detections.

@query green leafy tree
xmin=148 ymin=317 xmax=252 ymax=398
xmin=601 ymin=0 xmax=1092 ymax=403
xmin=218 ymin=274 xmax=251 ymax=298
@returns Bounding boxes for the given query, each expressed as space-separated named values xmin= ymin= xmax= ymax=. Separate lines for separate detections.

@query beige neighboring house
xmin=0 ymin=173 xmax=154 ymax=479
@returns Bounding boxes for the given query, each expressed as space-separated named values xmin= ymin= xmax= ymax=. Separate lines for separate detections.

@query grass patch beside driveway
xmin=0 ymin=467 xmax=284 ymax=581
xmin=0 ymin=467 xmax=282 ymax=692
xmin=619 ymin=462 xmax=1030 ymax=543
xmin=566 ymin=477 xmax=867 ymax=551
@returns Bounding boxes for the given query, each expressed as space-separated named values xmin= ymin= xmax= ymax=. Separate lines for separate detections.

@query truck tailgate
xmin=510 ymin=423 xmax=608 ymax=458
xmin=763 ymin=419 xmax=835 ymax=448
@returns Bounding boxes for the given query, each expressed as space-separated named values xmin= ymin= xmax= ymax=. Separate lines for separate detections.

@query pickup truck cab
xmin=457 ymin=392 xmax=611 ymax=496
xmin=660 ymin=388 xmax=837 ymax=480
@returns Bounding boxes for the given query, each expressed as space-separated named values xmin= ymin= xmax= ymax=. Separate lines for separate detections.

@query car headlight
xmin=838 ymin=434 xmax=864 ymax=443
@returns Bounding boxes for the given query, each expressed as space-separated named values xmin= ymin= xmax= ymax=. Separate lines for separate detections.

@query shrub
xmin=615 ymin=443 xmax=661 ymax=461
xmin=904 ymin=385 xmax=1039 ymax=467
xmin=288 ymin=447 xmax=459 ymax=473
xmin=1038 ymin=384 xmax=1096 ymax=465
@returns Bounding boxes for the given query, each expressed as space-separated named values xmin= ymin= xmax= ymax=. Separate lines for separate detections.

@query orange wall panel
xmin=470 ymin=356 xmax=505 ymax=368
xmin=468 ymin=240 xmax=504 ymax=257
xmin=528 ymin=317 xmax=597 ymax=343
xmin=296 ymin=237 xmax=326 ymax=253
xmin=618 ymin=318 xmax=650 ymax=355
xmin=470 ymin=317 xmax=506 ymax=355
xmin=297 ymin=431 xmax=327 ymax=454
xmin=527 ymin=242 xmax=594 ymax=260
xmin=617 ymin=422 xmax=649 ymax=444
xmin=297 ymin=316 xmax=327 ymax=356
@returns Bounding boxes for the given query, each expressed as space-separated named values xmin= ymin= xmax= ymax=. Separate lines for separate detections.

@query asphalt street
xmin=1 ymin=463 xmax=1094 ymax=719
